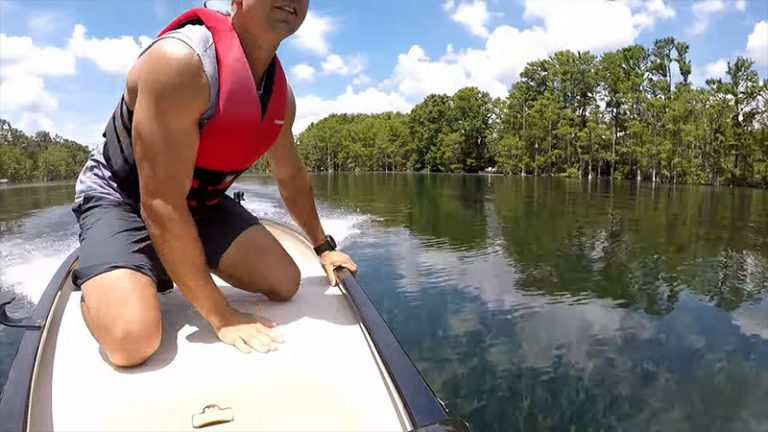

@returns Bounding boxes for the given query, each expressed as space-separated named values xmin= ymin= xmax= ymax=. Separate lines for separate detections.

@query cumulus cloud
xmin=523 ymin=0 xmax=675 ymax=52
xmin=633 ymin=0 xmax=676 ymax=31
xmin=0 ymin=34 xmax=76 ymax=78
xmin=0 ymin=75 xmax=58 ymax=114
xmin=291 ymin=63 xmax=316 ymax=82
xmin=294 ymin=86 xmax=412 ymax=133
xmin=68 ymin=24 xmax=152 ymax=75
xmin=352 ymin=74 xmax=372 ymax=86
xmin=321 ymin=54 xmax=364 ymax=77
xmin=291 ymin=11 xmax=334 ymax=56
xmin=384 ymin=25 xmax=550 ymax=100
xmin=691 ymin=58 xmax=729 ymax=87
xmin=688 ymin=0 xmax=747 ymax=36
xmin=0 ymin=23 xmax=150 ymax=136
xmin=443 ymin=0 xmax=494 ymax=38
xmin=705 ymin=59 xmax=729 ymax=78
xmin=746 ymin=20 xmax=768 ymax=66
xmin=0 ymin=33 xmax=73 ymax=133
xmin=27 ymin=11 xmax=69 ymax=37
xmin=379 ymin=0 xmax=677 ymax=102
xmin=17 ymin=113 xmax=54 ymax=135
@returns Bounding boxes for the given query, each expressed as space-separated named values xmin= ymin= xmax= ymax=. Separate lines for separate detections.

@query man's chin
xmin=269 ymin=21 xmax=300 ymax=38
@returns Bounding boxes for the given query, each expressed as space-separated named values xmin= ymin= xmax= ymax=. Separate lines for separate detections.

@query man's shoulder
xmin=130 ymin=38 xmax=208 ymax=99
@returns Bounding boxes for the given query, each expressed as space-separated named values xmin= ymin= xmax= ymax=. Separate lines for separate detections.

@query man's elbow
xmin=140 ymin=195 xmax=185 ymax=227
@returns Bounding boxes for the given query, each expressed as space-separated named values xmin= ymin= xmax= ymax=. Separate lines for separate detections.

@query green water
xmin=1 ymin=174 xmax=766 ymax=431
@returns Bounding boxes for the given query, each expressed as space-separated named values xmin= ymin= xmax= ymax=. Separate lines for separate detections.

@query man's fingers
xmin=259 ymin=324 xmax=285 ymax=344
xmin=246 ymin=337 xmax=270 ymax=353
xmin=255 ymin=315 xmax=277 ymax=328
xmin=344 ymin=258 xmax=358 ymax=273
xmin=233 ymin=337 xmax=251 ymax=354
xmin=324 ymin=265 xmax=336 ymax=286
xmin=247 ymin=329 xmax=275 ymax=352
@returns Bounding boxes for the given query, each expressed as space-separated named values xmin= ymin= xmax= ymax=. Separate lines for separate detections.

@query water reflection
xmin=310 ymin=174 xmax=767 ymax=314
xmin=348 ymin=221 xmax=768 ymax=431
xmin=1 ymin=175 xmax=766 ymax=431
xmin=309 ymin=173 xmax=768 ymax=431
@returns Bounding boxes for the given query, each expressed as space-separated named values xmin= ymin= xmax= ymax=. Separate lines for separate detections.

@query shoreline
xmin=0 ymin=180 xmax=76 ymax=190
xmin=2 ymin=173 xmax=766 ymax=192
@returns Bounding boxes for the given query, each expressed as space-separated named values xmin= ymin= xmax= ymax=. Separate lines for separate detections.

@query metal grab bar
xmin=334 ymin=268 xmax=471 ymax=432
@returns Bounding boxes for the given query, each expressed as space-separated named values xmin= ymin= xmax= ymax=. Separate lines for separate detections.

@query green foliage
xmin=296 ymin=37 xmax=767 ymax=187
xmin=0 ymin=119 xmax=91 ymax=182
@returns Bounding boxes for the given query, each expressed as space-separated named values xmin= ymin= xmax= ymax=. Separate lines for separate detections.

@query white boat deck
xmin=27 ymin=221 xmax=411 ymax=431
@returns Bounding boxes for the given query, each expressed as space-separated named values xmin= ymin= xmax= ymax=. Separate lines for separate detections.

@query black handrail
xmin=0 ymin=248 xmax=80 ymax=432
xmin=334 ymin=268 xmax=470 ymax=431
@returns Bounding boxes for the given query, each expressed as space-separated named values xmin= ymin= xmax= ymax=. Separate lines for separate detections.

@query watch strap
xmin=313 ymin=236 xmax=336 ymax=256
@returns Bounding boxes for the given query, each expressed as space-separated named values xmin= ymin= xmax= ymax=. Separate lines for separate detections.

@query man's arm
xmin=266 ymin=85 xmax=357 ymax=285
xmin=130 ymin=39 xmax=285 ymax=351
xmin=130 ymin=39 xmax=231 ymax=325
xmin=266 ymin=85 xmax=326 ymax=246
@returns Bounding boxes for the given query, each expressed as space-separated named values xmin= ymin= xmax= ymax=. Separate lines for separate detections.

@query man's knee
xmin=79 ymin=269 xmax=163 ymax=368
xmin=102 ymin=319 xmax=162 ymax=367
xmin=266 ymin=260 xmax=300 ymax=302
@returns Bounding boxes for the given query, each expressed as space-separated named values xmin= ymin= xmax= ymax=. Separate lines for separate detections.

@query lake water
xmin=1 ymin=174 xmax=766 ymax=431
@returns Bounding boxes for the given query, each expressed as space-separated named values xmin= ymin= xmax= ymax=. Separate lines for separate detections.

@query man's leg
xmin=79 ymin=270 xmax=161 ymax=367
xmin=215 ymin=225 xmax=300 ymax=301
xmin=72 ymin=196 xmax=169 ymax=367
xmin=196 ymin=196 xmax=300 ymax=301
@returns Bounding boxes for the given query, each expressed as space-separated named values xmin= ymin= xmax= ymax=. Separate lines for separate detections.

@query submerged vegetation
xmin=296 ymin=37 xmax=768 ymax=188
xmin=0 ymin=119 xmax=90 ymax=183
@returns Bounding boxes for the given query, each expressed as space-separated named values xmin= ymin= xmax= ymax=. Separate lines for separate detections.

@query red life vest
xmin=102 ymin=7 xmax=287 ymax=208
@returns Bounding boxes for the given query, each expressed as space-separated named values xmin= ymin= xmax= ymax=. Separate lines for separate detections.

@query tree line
xmin=295 ymin=37 xmax=768 ymax=187
xmin=0 ymin=119 xmax=91 ymax=183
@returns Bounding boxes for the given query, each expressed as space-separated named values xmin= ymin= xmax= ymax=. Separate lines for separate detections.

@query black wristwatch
xmin=313 ymin=235 xmax=337 ymax=256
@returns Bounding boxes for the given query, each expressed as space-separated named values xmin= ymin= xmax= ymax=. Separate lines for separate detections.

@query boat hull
xmin=1 ymin=218 xmax=470 ymax=432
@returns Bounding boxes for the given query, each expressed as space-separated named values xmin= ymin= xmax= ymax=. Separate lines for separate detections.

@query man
xmin=71 ymin=0 xmax=357 ymax=368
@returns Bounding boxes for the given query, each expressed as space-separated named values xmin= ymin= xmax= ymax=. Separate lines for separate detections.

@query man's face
xmin=233 ymin=0 xmax=309 ymax=40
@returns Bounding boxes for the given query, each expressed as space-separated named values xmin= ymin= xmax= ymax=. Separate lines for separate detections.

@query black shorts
xmin=71 ymin=194 xmax=260 ymax=292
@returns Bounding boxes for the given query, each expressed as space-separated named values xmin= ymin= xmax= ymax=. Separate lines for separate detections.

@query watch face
xmin=328 ymin=235 xmax=337 ymax=249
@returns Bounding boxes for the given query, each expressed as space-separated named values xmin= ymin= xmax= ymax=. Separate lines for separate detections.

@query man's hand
xmin=212 ymin=308 xmax=284 ymax=353
xmin=320 ymin=250 xmax=358 ymax=286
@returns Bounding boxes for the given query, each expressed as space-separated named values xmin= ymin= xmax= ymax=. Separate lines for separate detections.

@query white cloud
xmin=352 ymin=74 xmax=372 ymax=86
xmin=444 ymin=0 xmax=493 ymax=38
xmin=321 ymin=54 xmax=364 ymax=76
xmin=691 ymin=58 xmax=729 ymax=86
xmin=291 ymin=63 xmax=316 ymax=82
xmin=68 ymin=24 xmax=152 ymax=75
xmin=0 ymin=34 xmax=76 ymax=78
xmin=55 ymin=120 xmax=106 ymax=148
xmin=386 ymin=45 xmax=470 ymax=99
xmin=523 ymin=0 xmax=673 ymax=52
xmin=746 ymin=21 xmax=768 ymax=66
xmin=688 ymin=0 xmax=746 ymax=36
xmin=0 ymin=22 xmax=151 ymax=142
xmin=705 ymin=59 xmax=729 ymax=78
xmin=0 ymin=34 xmax=69 ymax=131
xmin=382 ymin=0 xmax=677 ymax=103
xmin=291 ymin=11 xmax=334 ymax=56
xmin=27 ymin=12 xmax=67 ymax=37
xmin=17 ymin=113 xmax=54 ymax=135
xmin=386 ymin=24 xmax=550 ymax=100
xmin=294 ymin=86 xmax=412 ymax=133
xmin=0 ymin=75 xmax=58 ymax=114
xmin=633 ymin=0 xmax=676 ymax=31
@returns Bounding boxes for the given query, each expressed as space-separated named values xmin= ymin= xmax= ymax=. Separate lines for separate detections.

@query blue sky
xmin=1 ymin=0 xmax=766 ymax=146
